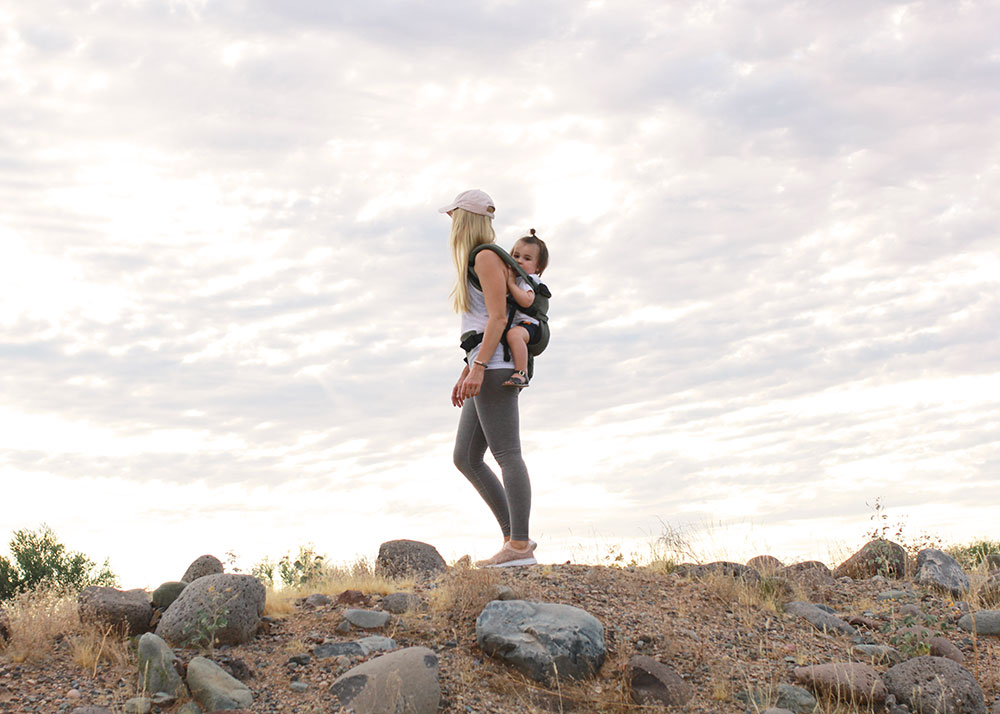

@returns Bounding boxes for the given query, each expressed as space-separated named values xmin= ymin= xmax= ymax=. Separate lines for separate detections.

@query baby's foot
xmin=503 ymin=371 xmax=528 ymax=388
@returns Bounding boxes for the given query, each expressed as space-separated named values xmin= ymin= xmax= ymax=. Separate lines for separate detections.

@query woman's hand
xmin=457 ymin=362 xmax=485 ymax=404
xmin=452 ymin=365 xmax=471 ymax=407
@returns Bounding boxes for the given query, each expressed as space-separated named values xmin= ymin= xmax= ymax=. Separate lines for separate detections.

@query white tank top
xmin=461 ymin=280 xmax=515 ymax=369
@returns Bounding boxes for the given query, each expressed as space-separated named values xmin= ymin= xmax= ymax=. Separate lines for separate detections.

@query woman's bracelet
xmin=472 ymin=360 xmax=488 ymax=369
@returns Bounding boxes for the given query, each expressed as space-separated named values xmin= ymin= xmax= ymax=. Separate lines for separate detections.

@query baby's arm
xmin=506 ymin=268 xmax=535 ymax=308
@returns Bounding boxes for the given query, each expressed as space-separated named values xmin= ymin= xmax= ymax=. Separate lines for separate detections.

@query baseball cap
xmin=438 ymin=189 xmax=496 ymax=218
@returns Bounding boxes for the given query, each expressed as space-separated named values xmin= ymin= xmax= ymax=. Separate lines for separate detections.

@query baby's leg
xmin=505 ymin=325 xmax=530 ymax=375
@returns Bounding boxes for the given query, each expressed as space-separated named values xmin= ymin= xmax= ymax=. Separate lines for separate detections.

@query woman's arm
xmin=451 ymin=364 xmax=470 ymax=407
xmin=506 ymin=268 xmax=535 ymax=308
xmin=458 ymin=249 xmax=508 ymax=399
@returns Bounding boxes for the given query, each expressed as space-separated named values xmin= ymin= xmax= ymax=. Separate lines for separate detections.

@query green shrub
xmin=948 ymin=539 xmax=1000 ymax=570
xmin=0 ymin=525 xmax=117 ymax=601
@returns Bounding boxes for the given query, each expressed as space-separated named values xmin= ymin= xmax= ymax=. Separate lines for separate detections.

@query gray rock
xmin=793 ymin=662 xmax=887 ymax=705
xmin=627 ymin=655 xmax=692 ymax=706
xmin=123 ymin=697 xmax=151 ymax=714
xmin=357 ymin=635 xmax=398 ymax=654
xmin=884 ymin=656 xmax=986 ymax=714
xmin=156 ymin=573 xmax=266 ymax=647
xmin=785 ymin=601 xmax=858 ymax=637
xmin=916 ymin=549 xmax=970 ymax=597
xmin=853 ymin=644 xmax=903 ymax=664
xmin=375 ymin=540 xmax=447 ymax=578
xmin=290 ymin=681 xmax=309 ymax=693
xmin=381 ymin=592 xmax=420 ymax=614
xmin=980 ymin=575 xmax=1000 ymax=607
xmin=783 ymin=560 xmax=831 ymax=576
xmin=490 ymin=584 xmax=517 ymax=601
xmin=186 ymin=656 xmax=253 ymax=711
xmin=742 ymin=684 xmax=816 ymax=714
xmin=316 ymin=642 xmax=366 ymax=659
xmin=182 ymin=555 xmax=224 ymax=583
xmin=878 ymin=589 xmax=916 ymax=602
xmin=70 ymin=708 xmax=115 ymax=714
xmin=834 ymin=539 xmax=907 ymax=579
xmin=987 ymin=553 xmax=1000 ymax=571
xmin=137 ymin=632 xmax=186 ymax=697
xmin=329 ymin=646 xmax=439 ymax=714
xmin=762 ymin=710 xmax=796 ymax=714
xmin=343 ymin=609 xmax=392 ymax=630
xmin=303 ymin=593 xmax=331 ymax=608
xmin=78 ymin=586 xmax=152 ymax=636
xmin=177 ymin=703 xmax=203 ymax=714
xmin=958 ymin=610 xmax=1000 ymax=635
xmin=152 ymin=582 xmax=187 ymax=610
xmin=476 ymin=600 xmax=605 ymax=682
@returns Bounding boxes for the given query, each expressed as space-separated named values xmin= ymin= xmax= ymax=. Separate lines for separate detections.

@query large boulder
xmin=883 ymin=656 xmax=985 ymax=714
xmin=979 ymin=575 xmax=1000 ymax=607
xmin=329 ymin=646 xmax=439 ymax=714
xmin=834 ymin=539 xmax=906 ymax=579
xmin=186 ymin=656 xmax=252 ymax=711
xmin=137 ymin=633 xmax=186 ymax=698
xmin=793 ymin=662 xmax=887 ymax=705
xmin=181 ymin=555 xmax=223 ymax=583
xmin=915 ymin=549 xmax=969 ymax=597
xmin=78 ymin=586 xmax=152 ymax=636
xmin=681 ymin=561 xmax=761 ymax=582
xmin=747 ymin=555 xmax=784 ymax=573
xmin=375 ymin=540 xmax=446 ymax=579
xmin=156 ymin=573 xmax=265 ymax=647
xmin=476 ymin=600 xmax=605 ymax=682
xmin=628 ymin=655 xmax=692 ymax=706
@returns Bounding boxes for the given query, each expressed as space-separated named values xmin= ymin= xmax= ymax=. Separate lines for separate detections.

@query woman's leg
xmin=472 ymin=369 xmax=531 ymax=541
xmin=454 ymin=390 xmax=512 ymax=538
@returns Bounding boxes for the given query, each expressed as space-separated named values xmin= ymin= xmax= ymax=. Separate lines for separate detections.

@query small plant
xmin=182 ymin=603 xmax=230 ymax=653
xmin=277 ymin=544 xmax=327 ymax=588
xmin=0 ymin=525 xmax=117 ymax=601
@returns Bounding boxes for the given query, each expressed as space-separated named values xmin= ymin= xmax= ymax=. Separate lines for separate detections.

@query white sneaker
xmin=476 ymin=541 xmax=538 ymax=568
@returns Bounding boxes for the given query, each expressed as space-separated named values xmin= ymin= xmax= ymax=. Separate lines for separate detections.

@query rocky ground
xmin=1 ymin=551 xmax=1000 ymax=713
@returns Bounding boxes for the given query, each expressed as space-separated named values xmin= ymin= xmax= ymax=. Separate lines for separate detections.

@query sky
xmin=1 ymin=1 xmax=998 ymax=589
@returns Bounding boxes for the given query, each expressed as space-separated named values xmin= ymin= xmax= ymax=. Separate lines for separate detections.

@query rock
xmin=71 ymin=708 xmax=115 ymax=714
xmin=916 ymin=548 xmax=970 ymax=597
xmin=123 ymin=697 xmax=152 ymax=714
xmin=316 ymin=642 xmax=366 ymax=659
xmin=336 ymin=589 xmax=370 ymax=606
xmin=137 ymin=633 xmax=186 ymax=697
xmin=878 ymin=589 xmax=915 ymax=602
xmin=78 ymin=586 xmax=152 ymax=636
xmin=834 ymin=539 xmax=906 ymax=579
xmin=303 ymin=593 xmax=331 ymax=608
xmin=177 ymin=704 xmax=203 ymax=714
xmin=290 ymin=681 xmax=309 ymax=693
xmin=151 ymin=581 xmax=187 ymax=610
xmin=382 ymin=592 xmax=420 ymax=614
xmin=375 ymin=540 xmax=447 ymax=578
xmin=681 ymin=561 xmax=761 ymax=582
xmin=490 ymin=584 xmax=517 ymax=601
xmin=785 ymin=601 xmax=857 ymax=637
xmin=343 ymin=609 xmax=392 ymax=630
xmin=329 ymin=646 xmax=439 ymax=714
xmin=847 ymin=614 xmax=881 ymax=630
xmin=793 ymin=662 xmax=887 ymax=705
xmin=852 ymin=644 xmax=903 ymax=664
xmin=186 ymin=656 xmax=253 ymax=711
xmin=762 ymin=710 xmax=796 ymax=714
xmin=156 ymin=573 xmax=266 ymax=647
xmin=182 ymin=555 xmax=224 ymax=583
xmin=627 ymin=655 xmax=692 ymax=706
xmin=900 ymin=603 xmax=922 ymax=617
xmin=747 ymin=555 xmax=785 ymax=573
xmin=958 ymin=610 xmax=1000 ymax=635
xmin=476 ymin=600 xmax=605 ymax=682
xmin=987 ymin=553 xmax=1000 ymax=571
xmin=742 ymin=684 xmax=817 ymax=714
xmin=883 ymin=656 xmax=986 ymax=714
xmin=0 ymin=607 xmax=9 ymax=641
xmin=783 ymin=561 xmax=831 ymax=577
xmin=357 ymin=635 xmax=397 ymax=654
xmin=929 ymin=636 xmax=965 ymax=664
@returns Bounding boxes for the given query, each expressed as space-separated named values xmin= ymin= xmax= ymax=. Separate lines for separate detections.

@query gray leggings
xmin=453 ymin=368 xmax=531 ymax=541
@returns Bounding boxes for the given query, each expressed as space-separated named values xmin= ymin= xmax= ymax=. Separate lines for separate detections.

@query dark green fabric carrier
xmin=460 ymin=243 xmax=551 ymax=378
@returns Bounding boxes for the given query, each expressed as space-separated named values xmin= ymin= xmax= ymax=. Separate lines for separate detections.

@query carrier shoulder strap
xmin=467 ymin=243 xmax=537 ymax=292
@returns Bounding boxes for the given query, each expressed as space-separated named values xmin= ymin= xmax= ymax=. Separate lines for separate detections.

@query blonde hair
xmin=449 ymin=207 xmax=496 ymax=313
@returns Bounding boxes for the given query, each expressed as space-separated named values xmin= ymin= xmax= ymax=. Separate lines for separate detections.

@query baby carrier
xmin=460 ymin=243 xmax=551 ymax=379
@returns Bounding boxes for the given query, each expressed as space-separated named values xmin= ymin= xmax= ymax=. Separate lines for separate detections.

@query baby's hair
xmin=516 ymin=228 xmax=549 ymax=275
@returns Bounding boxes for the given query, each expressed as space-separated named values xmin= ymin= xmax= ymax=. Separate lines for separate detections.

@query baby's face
xmin=511 ymin=241 xmax=541 ymax=275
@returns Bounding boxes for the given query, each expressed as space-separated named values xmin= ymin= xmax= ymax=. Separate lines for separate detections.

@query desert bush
xmin=0 ymin=525 xmax=116 ymax=601
xmin=948 ymin=539 xmax=1000 ymax=570
xmin=70 ymin=621 xmax=133 ymax=675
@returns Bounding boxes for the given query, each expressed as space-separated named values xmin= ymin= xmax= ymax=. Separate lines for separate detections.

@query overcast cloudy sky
xmin=2 ymin=1 xmax=998 ymax=588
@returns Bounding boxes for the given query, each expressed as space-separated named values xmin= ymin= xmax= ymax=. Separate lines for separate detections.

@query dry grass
xmin=429 ymin=567 xmax=503 ymax=621
xmin=0 ymin=585 xmax=79 ymax=663
xmin=70 ymin=622 xmax=133 ymax=675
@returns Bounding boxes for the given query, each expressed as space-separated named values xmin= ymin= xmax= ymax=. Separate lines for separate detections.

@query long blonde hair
xmin=449 ymin=207 xmax=496 ymax=313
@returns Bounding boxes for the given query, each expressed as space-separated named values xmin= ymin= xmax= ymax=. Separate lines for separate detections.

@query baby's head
xmin=511 ymin=229 xmax=549 ymax=276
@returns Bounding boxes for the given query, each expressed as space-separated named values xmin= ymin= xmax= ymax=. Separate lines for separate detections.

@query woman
xmin=441 ymin=189 xmax=537 ymax=568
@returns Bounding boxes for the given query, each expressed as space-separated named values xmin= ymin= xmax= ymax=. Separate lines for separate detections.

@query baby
xmin=503 ymin=229 xmax=549 ymax=388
